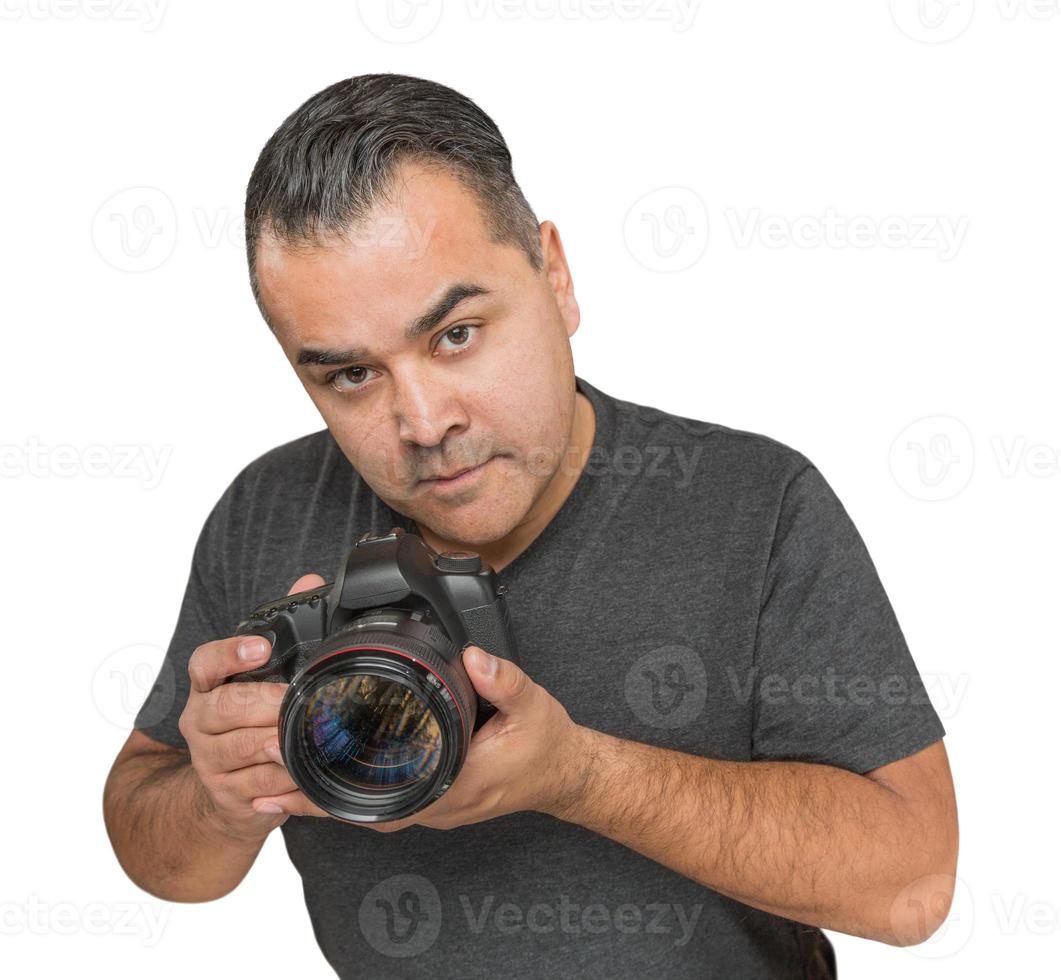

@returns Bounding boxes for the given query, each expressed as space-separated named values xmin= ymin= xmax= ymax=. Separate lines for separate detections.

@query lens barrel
xmin=278 ymin=613 xmax=477 ymax=823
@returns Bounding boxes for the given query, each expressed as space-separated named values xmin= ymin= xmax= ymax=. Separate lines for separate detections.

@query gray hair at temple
xmin=244 ymin=73 xmax=544 ymax=331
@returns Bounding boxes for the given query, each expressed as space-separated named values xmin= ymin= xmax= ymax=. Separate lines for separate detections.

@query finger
xmin=252 ymin=788 xmax=331 ymax=819
xmin=198 ymin=682 xmax=288 ymax=735
xmin=221 ymin=761 xmax=299 ymax=802
xmin=288 ymin=573 xmax=327 ymax=596
xmin=462 ymin=645 xmax=534 ymax=713
xmin=188 ymin=634 xmax=273 ymax=694
xmin=205 ymin=726 xmax=281 ymax=774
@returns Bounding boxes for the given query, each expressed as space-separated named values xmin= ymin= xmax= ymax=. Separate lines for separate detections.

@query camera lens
xmin=300 ymin=674 xmax=442 ymax=791
xmin=278 ymin=618 xmax=478 ymax=823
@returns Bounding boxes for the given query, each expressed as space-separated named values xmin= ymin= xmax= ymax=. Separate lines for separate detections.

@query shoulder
xmin=211 ymin=427 xmax=352 ymax=517
xmin=594 ymin=382 xmax=816 ymax=495
xmin=236 ymin=427 xmax=340 ymax=483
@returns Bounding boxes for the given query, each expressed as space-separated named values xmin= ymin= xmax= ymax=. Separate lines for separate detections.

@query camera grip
xmin=460 ymin=591 xmax=520 ymax=669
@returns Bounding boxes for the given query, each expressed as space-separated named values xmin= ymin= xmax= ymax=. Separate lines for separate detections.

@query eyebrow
xmin=296 ymin=282 xmax=493 ymax=368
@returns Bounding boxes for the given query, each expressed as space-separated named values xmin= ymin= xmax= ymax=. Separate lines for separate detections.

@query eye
xmin=326 ymin=365 xmax=378 ymax=394
xmin=435 ymin=323 xmax=479 ymax=354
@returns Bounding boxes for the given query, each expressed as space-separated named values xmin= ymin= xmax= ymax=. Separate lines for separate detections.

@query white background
xmin=2 ymin=0 xmax=1058 ymax=976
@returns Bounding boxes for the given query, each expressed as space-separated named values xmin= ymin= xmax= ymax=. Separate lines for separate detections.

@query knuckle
xmin=508 ymin=667 xmax=530 ymax=698
xmin=187 ymin=657 xmax=208 ymax=692
xmin=233 ymin=727 xmax=261 ymax=765
xmin=249 ymin=763 xmax=277 ymax=797
xmin=212 ymin=687 xmax=242 ymax=725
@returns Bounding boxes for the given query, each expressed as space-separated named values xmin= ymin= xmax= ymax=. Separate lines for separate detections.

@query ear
xmin=539 ymin=220 xmax=581 ymax=339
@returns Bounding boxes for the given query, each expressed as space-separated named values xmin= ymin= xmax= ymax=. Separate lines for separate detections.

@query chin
xmin=419 ymin=503 xmax=518 ymax=549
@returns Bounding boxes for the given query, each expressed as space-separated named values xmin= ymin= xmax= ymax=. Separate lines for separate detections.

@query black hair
xmin=244 ymin=73 xmax=543 ymax=329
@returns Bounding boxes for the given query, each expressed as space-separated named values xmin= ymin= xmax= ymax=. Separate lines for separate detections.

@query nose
xmin=392 ymin=366 xmax=469 ymax=449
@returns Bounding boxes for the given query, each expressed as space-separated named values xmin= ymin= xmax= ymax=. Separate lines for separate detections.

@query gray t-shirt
xmin=135 ymin=374 xmax=945 ymax=979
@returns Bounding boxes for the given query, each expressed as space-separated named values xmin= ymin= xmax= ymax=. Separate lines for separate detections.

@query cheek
xmin=319 ymin=404 xmax=407 ymax=485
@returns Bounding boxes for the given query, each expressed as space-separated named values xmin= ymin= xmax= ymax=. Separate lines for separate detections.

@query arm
xmin=103 ymin=573 xmax=331 ymax=902
xmin=547 ymin=730 xmax=959 ymax=946
xmin=103 ymin=729 xmax=271 ymax=902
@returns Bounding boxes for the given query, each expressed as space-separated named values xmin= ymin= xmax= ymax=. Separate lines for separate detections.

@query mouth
xmin=420 ymin=456 xmax=494 ymax=489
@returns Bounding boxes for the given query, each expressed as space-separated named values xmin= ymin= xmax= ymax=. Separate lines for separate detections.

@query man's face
xmin=256 ymin=163 xmax=581 ymax=548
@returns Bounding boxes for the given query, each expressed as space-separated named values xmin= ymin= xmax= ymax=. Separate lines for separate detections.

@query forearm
xmin=103 ymin=746 xmax=267 ymax=903
xmin=549 ymin=727 xmax=952 ymax=945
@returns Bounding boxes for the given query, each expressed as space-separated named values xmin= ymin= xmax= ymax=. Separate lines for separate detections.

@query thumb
xmin=288 ymin=573 xmax=327 ymax=596
xmin=462 ymin=645 xmax=533 ymax=712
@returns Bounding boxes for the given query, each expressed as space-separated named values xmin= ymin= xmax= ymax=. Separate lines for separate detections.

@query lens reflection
xmin=300 ymin=674 xmax=442 ymax=791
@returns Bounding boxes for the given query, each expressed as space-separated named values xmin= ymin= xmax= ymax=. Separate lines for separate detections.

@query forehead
xmin=256 ymin=165 xmax=517 ymax=344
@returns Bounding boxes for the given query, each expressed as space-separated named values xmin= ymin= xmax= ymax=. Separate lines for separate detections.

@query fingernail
xmin=238 ymin=638 xmax=267 ymax=662
xmin=256 ymin=801 xmax=283 ymax=815
xmin=265 ymin=741 xmax=283 ymax=764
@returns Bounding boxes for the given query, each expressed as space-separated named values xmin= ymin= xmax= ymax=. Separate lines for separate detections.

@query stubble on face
xmin=256 ymin=161 xmax=587 ymax=564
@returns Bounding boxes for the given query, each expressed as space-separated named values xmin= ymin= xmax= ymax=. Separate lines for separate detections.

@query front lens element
xmin=300 ymin=674 xmax=442 ymax=792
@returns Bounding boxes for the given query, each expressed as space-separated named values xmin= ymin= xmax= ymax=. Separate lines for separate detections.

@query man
xmin=104 ymin=73 xmax=958 ymax=979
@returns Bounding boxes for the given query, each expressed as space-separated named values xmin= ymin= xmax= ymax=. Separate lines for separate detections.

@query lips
xmin=420 ymin=456 xmax=494 ymax=485
xmin=428 ymin=465 xmax=476 ymax=482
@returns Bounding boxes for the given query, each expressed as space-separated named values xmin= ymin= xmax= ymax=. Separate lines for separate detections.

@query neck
xmin=417 ymin=390 xmax=595 ymax=573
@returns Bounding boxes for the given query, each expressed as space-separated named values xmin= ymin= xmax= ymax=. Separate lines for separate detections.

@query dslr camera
xmin=229 ymin=527 xmax=519 ymax=823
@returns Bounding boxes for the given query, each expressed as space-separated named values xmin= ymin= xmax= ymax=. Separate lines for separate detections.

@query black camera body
xmin=229 ymin=527 xmax=519 ymax=823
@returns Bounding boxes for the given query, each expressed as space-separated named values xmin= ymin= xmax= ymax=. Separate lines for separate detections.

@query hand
xmin=355 ymin=646 xmax=590 ymax=834
xmin=177 ymin=573 xmax=331 ymax=842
